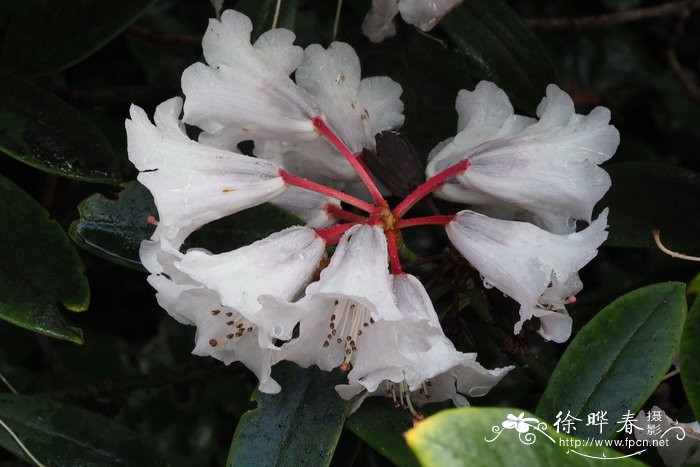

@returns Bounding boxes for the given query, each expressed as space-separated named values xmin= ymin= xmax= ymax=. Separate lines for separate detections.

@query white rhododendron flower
xmin=257 ymin=225 xmax=405 ymax=371
xmin=446 ymin=209 xmax=609 ymax=337
xmin=127 ymin=7 xmax=618 ymax=410
xmin=181 ymin=10 xmax=322 ymax=148
xmin=427 ymin=82 xmax=619 ymax=232
xmin=362 ymin=0 xmax=464 ymax=43
xmin=257 ymin=41 xmax=404 ymax=190
xmin=126 ymin=97 xmax=287 ymax=246
xmin=635 ymin=407 xmax=700 ymax=467
xmin=337 ymin=274 xmax=513 ymax=414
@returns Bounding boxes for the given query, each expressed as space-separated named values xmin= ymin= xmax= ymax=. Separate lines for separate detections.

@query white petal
xmin=254 ymin=28 xmax=304 ymax=76
xmin=391 ymin=274 xmax=441 ymax=327
xmin=181 ymin=10 xmax=320 ymax=145
xmin=532 ymin=308 xmax=572 ymax=343
xmin=126 ymin=98 xmax=287 ymax=244
xmin=176 ymin=226 xmax=325 ymax=320
xmin=635 ymin=408 xmax=700 ymax=467
xmin=446 ymin=209 xmax=608 ymax=334
xmin=308 ymin=225 xmax=402 ymax=321
xmin=457 ymin=85 xmax=619 ymax=222
xmin=269 ymin=186 xmax=340 ymax=228
xmin=255 ymin=138 xmax=355 ymax=183
xmin=296 ymin=42 xmax=403 ymax=153
xmin=362 ymin=0 xmax=400 ymax=43
xmin=398 ymin=0 xmax=463 ymax=31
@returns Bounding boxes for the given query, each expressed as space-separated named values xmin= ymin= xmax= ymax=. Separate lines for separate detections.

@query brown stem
xmin=525 ymin=0 xmax=700 ymax=29
xmin=665 ymin=7 xmax=700 ymax=102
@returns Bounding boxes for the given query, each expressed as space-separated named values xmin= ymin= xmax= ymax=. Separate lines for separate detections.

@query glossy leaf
xmin=227 ymin=362 xmax=348 ymax=467
xmin=537 ymin=282 xmax=686 ymax=439
xmin=0 ymin=175 xmax=88 ymax=344
xmin=441 ymin=0 xmax=557 ymax=114
xmin=602 ymin=162 xmax=700 ymax=250
xmin=0 ymin=394 xmax=165 ymax=466
xmin=406 ymin=407 xmax=645 ymax=466
xmin=1 ymin=0 xmax=156 ymax=76
xmin=681 ymin=296 xmax=700 ymax=420
xmin=346 ymin=398 xmax=426 ymax=467
xmin=0 ymin=69 xmax=120 ymax=183
xmin=69 ymin=182 xmax=303 ymax=270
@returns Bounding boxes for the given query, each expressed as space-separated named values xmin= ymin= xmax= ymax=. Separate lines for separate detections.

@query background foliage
xmin=0 ymin=0 xmax=699 ymax=465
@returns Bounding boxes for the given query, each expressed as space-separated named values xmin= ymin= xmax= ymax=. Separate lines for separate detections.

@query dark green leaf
xmin=0 ymin=394 xmax=165 ymax=466
xmin=70 ymin=181 xmax=304 ymax=270
xmin=681 ymin=296 xmax=700 ymax=420
xmin=235 ymin=0 xmax=299 ymax=40
xmin=1 ymin=0 xmax=156 ymax=76
xmin=227 ymin=362 xmax=348 ymax=467
xmin=0 ymin=69 xmax=120 ymax=183
xmin=345 ymin=398 xmax=421 ymax=467
xmin=537 ymin=282 xmax=687 ymax=439
xmin=441 ymin=0 xmax=557 ymax=113
xmin=0 ymin=174 xmax=88 ymax=344
xmin=602 ymin=162 xmax=700 ymax=251
xmin=406 ymin=407 xmax=645 ymax=466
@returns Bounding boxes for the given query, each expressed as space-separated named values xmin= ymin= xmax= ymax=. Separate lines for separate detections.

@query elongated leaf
xmin=345 ymin=398 xmax=422 ymax=467
xmin=0 ymin=70 xmax=120 ymax=183
xmin=603 ymin=162 xmax=700 ymax=251
xmin=227 ymin=362 xmax=348 ymax=466
xmin=681 ymin=297 xmax=700 ymax=420
xmin=406 ymin=407 xmax=645 ymax=467
xmin=537 ymin=282 xmax=686 ymax=439
xmin=1 ymin=0 xmax=156 ymax=76
xmin=0 ymin=394 xmax=165 ymax=466
xmin=0 ymin=175 xmax=88 ymax=344
xmin=441 ymin=0 xmax=557 ymax=113
xmin=69 ymin=182 xmax=303 ymax=270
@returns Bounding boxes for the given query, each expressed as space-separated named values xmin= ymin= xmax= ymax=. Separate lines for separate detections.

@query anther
xmin=209 ymin=339 xmax=218 ymax=347
xmin=211 ymin=309 xmax=220 ymax=315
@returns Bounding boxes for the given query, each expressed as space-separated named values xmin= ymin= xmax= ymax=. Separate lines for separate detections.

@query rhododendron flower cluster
xmin=127 ymin=10 xmax=618 ymax=415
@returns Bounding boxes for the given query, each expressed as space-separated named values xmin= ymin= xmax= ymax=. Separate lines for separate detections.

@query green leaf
xmin=346 ymin=398 xmax=421 ymax=467
xmin=70 ymin=181 xmax=304 ymax=270
xmin=235 ymin=0 xmax=299 ymax=40
xmin=537 ymin=282 xmax=687 ymax=439
xmin=1 ymin=0 xmax=156 ymax=76
xmin=603 ymin=162 xmax=700 ymax=250
xmin=681 ymin=296 xmax=700 ymax=420
xmin=441 ymin=0 xmax=557 ymax=114
xmin=0 ymin=69 xmax=120 ymax=183
xmin=0 ymin=174 xmax=88 ymax=344
xmin=405 ymin=407 xmax=645 ymax=467
xmin=0 ymin=394 xmax=165 ymax=466
xmin=227 ymin=362 xmax=348 ymax=467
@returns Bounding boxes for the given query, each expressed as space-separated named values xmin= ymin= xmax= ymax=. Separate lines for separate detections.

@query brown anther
xmin=330 ymin=314 xmax=336 ymax=321
xmin=346 ymin=336 xmax=352 ymax=342
xmin=226 ymin=333 xmax=234 ymax=339
xmin=350 ymin=304 xmax=356 ymax=309
xmin=330 ymin=322 xmax=335 ymax=329
xmin=370 ymin=318 xmax=375 ymax=324
xmin=336 ymin=338 xmax=342 ymax=344
xmin=426 ymin=395 xmax=433 ymax=401
xmin=327 ymin=334 xmax=333 ymax=340
xmin=331 ymin=329 xmax=337 ymax=336
xmin=247 ymin=327 xmax=253 ymax=332
xmin=334 ymin=300 xmax=339 ymax=305
xmin=211 ymin=309 xmax=221 ymax=315
xmin=345 ymin=349 xmax=352 ymax=355
xmin=237 ymin=323 xmax=244 ymax=328
xmin=357 ymin=330 xmax=363 ymax=336
xmin=226 ymin=312 xmax=233 ymax=317
xmin=226 ymin=321 xmax=234 ymax=326
xmin=323 ymin=341 xmax=330 ymax=348
xmin=209 ymin=339 xmax=218 ymax=347
xmin=363 ymin=323 xmax=369 ymax=327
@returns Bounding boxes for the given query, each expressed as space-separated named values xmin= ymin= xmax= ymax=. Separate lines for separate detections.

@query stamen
xmin=146 ymin=215 xmax=159 ymax=225
xmin=320 ymin=298 xmax=374 ymax=371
